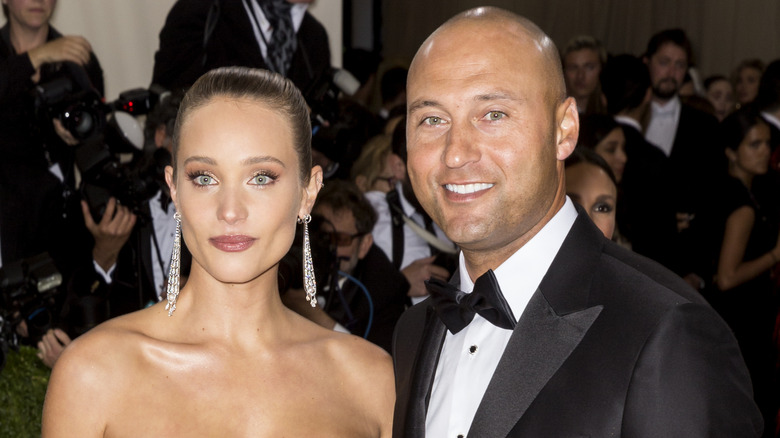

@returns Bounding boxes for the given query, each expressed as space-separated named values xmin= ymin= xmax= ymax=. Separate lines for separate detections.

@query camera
xmin=302 ymin=67 xmax=360 ymax=133
xmin=33 ymin=62 xmax=170 ymax=222
xmin=0 ymin=253 xmax=62 ymax=372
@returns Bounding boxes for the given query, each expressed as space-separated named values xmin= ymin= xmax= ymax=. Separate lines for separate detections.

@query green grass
xmin=0 ymin=345 xmax=51 ymax=438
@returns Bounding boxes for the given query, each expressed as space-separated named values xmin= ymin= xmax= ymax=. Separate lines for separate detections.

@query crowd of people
xmin=1 ymin=0 xmax=779 ymax=436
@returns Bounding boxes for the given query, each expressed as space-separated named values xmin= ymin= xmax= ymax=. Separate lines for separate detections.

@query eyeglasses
xmin=325 ymin=231 xmax=366 ymax=247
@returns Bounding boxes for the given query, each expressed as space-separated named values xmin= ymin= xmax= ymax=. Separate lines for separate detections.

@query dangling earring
xmin=165 ymin=211 xmax=182 ymax=316
xmin=298 ymin=214 xmax=317 ymax=307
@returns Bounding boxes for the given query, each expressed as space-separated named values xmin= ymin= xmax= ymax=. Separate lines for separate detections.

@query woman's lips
xmin=209 ymin=235 xmax=256 ymax=252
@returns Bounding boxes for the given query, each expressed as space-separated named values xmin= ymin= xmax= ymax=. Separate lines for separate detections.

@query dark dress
xmin=705 ymin=176 xmax=778 ymax=436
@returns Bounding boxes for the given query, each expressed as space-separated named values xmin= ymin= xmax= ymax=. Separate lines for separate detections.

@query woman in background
xmin=705 ymin=75 xmax=735 ymax=122
xmin=565 ymin=148 xmax=618 ymax=239
xmin=42 ymin=67 xmax=394 ymax=437
xmin=733 ymin=59 xmax=765 ymax=109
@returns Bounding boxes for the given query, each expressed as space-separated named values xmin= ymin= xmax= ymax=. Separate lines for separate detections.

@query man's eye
xmin=423 ymin=116 xmax=443 ymax=126
xmin=486 ymin=111 xmax=505 ymax=121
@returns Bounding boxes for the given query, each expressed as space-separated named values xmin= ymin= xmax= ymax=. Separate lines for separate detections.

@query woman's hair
xmin=565 ymin=147 xmax=618 ymax=187
xmin=172 ymin=67 xmax=312 ymax=182
xmin=577 ymin=114 xmax=620 ymax=150
xmin=704 ymin=75 xmax=729 ymax=91
xmin=350 ymin=134 xmax=393 ymax=191
xmin=720 ymin=107 xmax=767 ymax=152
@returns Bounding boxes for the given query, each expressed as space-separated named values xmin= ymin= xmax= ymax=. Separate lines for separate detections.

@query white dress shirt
xmin=425 ymin=198 xmax=578 ymax=438
xmin=365 ymin=185 xmax=452 ymax=304
xmin=149 ymin=191 xmax=177 ymax=300
xmin=645 ymin=96 xmax=681 ymax=157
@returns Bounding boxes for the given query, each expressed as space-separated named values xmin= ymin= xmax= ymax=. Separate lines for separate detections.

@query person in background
xmin=705 ymin=74 xmax=736 ymax=122
xmin=351 ymin=134 xmax=405 ymax=194
xmin=733 ymin=59 xmax=765 ymax=109
xmin=561 ymin=35 xmax=607 ymax=115
xmin=565 ymin=148 xmax=618 ymax=239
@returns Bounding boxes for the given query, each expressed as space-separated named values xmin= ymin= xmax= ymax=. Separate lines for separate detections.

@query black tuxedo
xmin=152 ymin=0 xmax=331 ymax=96
xmin=392 ymin=212 xmax=762 ymax=437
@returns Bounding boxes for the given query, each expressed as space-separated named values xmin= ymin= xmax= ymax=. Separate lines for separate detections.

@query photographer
xmin=1 ymin=0 xmax=104 ymax=172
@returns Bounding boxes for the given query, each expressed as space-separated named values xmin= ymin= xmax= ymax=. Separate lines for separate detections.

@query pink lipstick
xmin=209 ymin=235 xmax=256 ymax=252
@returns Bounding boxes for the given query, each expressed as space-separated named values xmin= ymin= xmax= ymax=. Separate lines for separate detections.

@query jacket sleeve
xmin=622 ymin=302 xmax=763 ymax=437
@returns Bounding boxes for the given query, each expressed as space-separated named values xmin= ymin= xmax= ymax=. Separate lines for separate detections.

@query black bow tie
xmin=426 ymin=270 xmax=516 ymax=334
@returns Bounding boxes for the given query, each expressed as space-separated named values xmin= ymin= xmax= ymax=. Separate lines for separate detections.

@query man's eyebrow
xmin=241 ymin=156 xmax=286 ymax=167
xmin=474 ymin=92 xmax=524 ymax=103
xmin=408 ymin=99 xmax=441 ymax=114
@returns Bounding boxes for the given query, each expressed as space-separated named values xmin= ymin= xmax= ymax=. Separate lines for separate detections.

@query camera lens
xmin=60 ymin=101 xmax=103 ymax=141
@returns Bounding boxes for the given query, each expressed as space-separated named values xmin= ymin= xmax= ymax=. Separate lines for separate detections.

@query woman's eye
xmin=594 ymin=203 xmax=614 ymax=213
xmin=252 ymin=174 xmax=273 ymax=185
xmin=195 ymin=175 xmax=214 ymax=186
xmin=486 ymin=111 xmax=505 ymax=121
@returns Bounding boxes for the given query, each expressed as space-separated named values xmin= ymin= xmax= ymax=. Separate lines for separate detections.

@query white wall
xmin=4 ymin=0 xmax=342 ymax=100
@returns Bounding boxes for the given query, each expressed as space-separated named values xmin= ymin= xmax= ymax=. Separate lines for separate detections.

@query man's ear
xmin=556 ymin=97 xmax=579 ymax=161
xmin=299 ymin=166 xmax=324 ymax=219
xmin=357 ymin=233 xmax=373 ymax=260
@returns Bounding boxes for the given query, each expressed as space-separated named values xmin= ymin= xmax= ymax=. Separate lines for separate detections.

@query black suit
xmin=152 ymin=0 xmax=331 ymax=96
xmin=392 ymin=211 xmax=762 ymax=437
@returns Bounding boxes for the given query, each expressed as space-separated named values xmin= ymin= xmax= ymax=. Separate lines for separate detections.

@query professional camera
xmin=0 ymin=253 xmax=62 ymax=372
xmin=302 ymin=67 xmax=360 ymax=133
xmin=33 ymin=62 xmax=170 ymax=222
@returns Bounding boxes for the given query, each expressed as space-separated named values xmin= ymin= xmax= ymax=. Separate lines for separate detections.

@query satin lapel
xmin=469 ymin=210 xmax=607 ymax=437
xmin=403 ymin=306 xmax=447 ymax=438
xmin=469 ymin=290 xmax=602 ymax=436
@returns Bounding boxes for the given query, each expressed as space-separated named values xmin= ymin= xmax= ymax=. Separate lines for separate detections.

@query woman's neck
xmin=10 ymin=20 xmax=49 ymax=54
xmin=729 ymin=166 xmax=753 ymax=190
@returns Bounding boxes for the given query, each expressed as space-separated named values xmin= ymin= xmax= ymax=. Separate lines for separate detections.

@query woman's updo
xmin=171 ymin=67 xmax=312 ymax=182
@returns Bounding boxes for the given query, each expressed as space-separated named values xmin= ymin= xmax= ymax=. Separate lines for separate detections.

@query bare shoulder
xmin=42 ymin=309 xmax=156 ymax=437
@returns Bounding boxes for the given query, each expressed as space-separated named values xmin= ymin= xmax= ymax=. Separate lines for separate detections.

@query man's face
xmin=314 ymin=205 xmax=371 ymax=274
xmin=646 ymin=43 xmax=688 ymax=101
xmin=564 ymin=48 xmax=602 ymax=105
xmin=406 ymin=19 xmax=577 ymax=264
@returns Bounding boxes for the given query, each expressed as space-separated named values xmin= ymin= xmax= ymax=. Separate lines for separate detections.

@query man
xmin=152 ymin=0 xmax=330 ymax=98
xmin=392 ymin=7 xmax=762 ymax=437
xmin=310 ymin=180 xmax=408 ymax=352
xmin=562 ymin=35 xmax=607 ymax=114
xmin=642 ymin=29 xmax=721 ymax=245
xmin=599 ymin=54 xmax=678 ymax=271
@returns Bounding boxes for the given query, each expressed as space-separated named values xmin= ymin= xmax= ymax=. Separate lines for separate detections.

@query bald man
xmin=391 ymin=7 xmax=762 ymax=438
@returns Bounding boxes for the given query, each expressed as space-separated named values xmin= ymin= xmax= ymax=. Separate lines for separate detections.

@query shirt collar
xmin=614 ymin=115 xmax=642 ymax=132
xmin=651 ymin=95 xmax=681 ymax=117
xmin=458 ymin=197 xmax=578 ymax=321
xmin=761 ymin=111 xmax=780 ymax=131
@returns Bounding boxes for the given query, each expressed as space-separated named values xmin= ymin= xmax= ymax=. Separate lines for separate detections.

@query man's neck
xmin=9 ymin=22 xmax=48 ymax=54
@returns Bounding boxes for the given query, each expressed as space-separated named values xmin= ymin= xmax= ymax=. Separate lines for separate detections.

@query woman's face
xmin=566 ymin=162 xmax=617 ymax=239
xmin=706 ymin=79 xmax=735 ymax=122
xmin=5 ymin=0 xmax=55 ymax=30
xmin=735 ymin=67 xmax=762 ymax=105
xmin=729 ymin=123 xmax=771 ymax=179
xmin=166 ymin=97 xmax=320 ymax=285
xmin=593 ymin=127 xmax=627 ymax=183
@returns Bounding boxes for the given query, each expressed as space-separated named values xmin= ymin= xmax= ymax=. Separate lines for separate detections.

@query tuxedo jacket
xmin=392 ymin=212 xmax=762 ymax=437
xmin=151 ymin=0 xmax=331 ymax=96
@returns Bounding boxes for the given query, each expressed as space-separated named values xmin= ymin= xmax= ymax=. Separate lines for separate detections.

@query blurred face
xmin=166 ymin=97 xmax=320 ymax=285
xmin=314 ymin=205 xmax=371 ymax=274
xmin=4 ymin=0 xmax=55 ymax=30
xmin=593 ymin=127 xmax=627 ymax=182
xmin=646 ymin=43 xmax=688 ymax=101
xmin=728 ymin=123 xmax=771 ymax=179
xmin=564 ymin=48 xmax=602 ymax=106
xmin=406 ymin=18 xmax=578 ymax=267
xmin=735 ymin=67 xmax=762 ymax=105
xmin=706 ymin=79 xmax=735 ymax=121
xmin=565 ymin=162 xmax=617 ymax=238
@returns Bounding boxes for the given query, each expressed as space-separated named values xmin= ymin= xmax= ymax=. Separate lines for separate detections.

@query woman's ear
xmin=299 ymin=165 xmax=324 ymax=218
xmin=165 ymin=165 xmax=178 ymax=210
xmin=724 ymin=147 xmax=737 ymax=163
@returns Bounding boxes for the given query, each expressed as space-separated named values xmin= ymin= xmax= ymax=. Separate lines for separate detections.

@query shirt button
xmin=468 ymin=345 xmax=478 ymax=355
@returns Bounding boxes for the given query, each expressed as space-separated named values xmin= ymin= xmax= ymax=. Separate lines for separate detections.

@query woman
xmin=707 ymin=108 xmax=779 ymax=436
xmin=42 ymin=67 xmax=394 ymax=437
xmin=732 ymin=59 xmax=764 ymax=109
xmin=351 ymin=133 xmax=405 ymax=194
xmin=577 ymin=114 xmax=627 ymax=182
xmin=704 ymin=75 xmax=735 ymax=122
xmin=565 ymin=148 xmax=618 ymax=239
